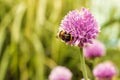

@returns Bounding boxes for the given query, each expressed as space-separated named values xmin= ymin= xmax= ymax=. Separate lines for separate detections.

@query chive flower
xmin=83 ymin=40 xmax=106 ymax=59
xmin=58 ymin=7 xmax=100 ymax=47
xmin=49 ymin=66 xmax=72 ymax=80
xmin=93 ymin=61 xmax=117 ymax=80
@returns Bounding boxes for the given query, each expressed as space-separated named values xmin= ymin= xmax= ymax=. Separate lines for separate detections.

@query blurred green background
xmin=0 ymin=0 xmax=120 ymax=80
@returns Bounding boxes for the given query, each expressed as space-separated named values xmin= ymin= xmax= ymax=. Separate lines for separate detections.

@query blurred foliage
xmin=0 ymin=0 xmax=120 ymax=80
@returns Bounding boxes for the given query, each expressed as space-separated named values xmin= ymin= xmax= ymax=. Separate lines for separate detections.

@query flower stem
xmin=80 ymin=48 xmax=88 ymax=80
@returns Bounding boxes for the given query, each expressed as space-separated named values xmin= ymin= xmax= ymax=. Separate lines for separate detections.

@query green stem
xmin=80 ymin=48 xmax=88 ymax=80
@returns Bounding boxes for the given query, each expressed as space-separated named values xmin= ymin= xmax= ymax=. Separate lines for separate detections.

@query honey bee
xmin=57 ymin=30 xmax=74 ymax=42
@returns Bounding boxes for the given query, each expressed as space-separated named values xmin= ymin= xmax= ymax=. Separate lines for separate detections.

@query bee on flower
xmin=57 ymin=7 xmax=100 ymax=48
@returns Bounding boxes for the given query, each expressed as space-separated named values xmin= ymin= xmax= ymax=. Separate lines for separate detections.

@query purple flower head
xmin=83 ymin=40 xmax=106 ymax=59
xmin=58 ymin=7 xmax=100 ymax=47
xmin=49 ymin=66 xmax=72 ymax=80
xmin=93 ymin=61 xmax=117 ymax=80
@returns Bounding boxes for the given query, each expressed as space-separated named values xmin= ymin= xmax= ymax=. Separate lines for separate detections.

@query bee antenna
xmin=68 ymin=29 xmax=74 ymax=33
